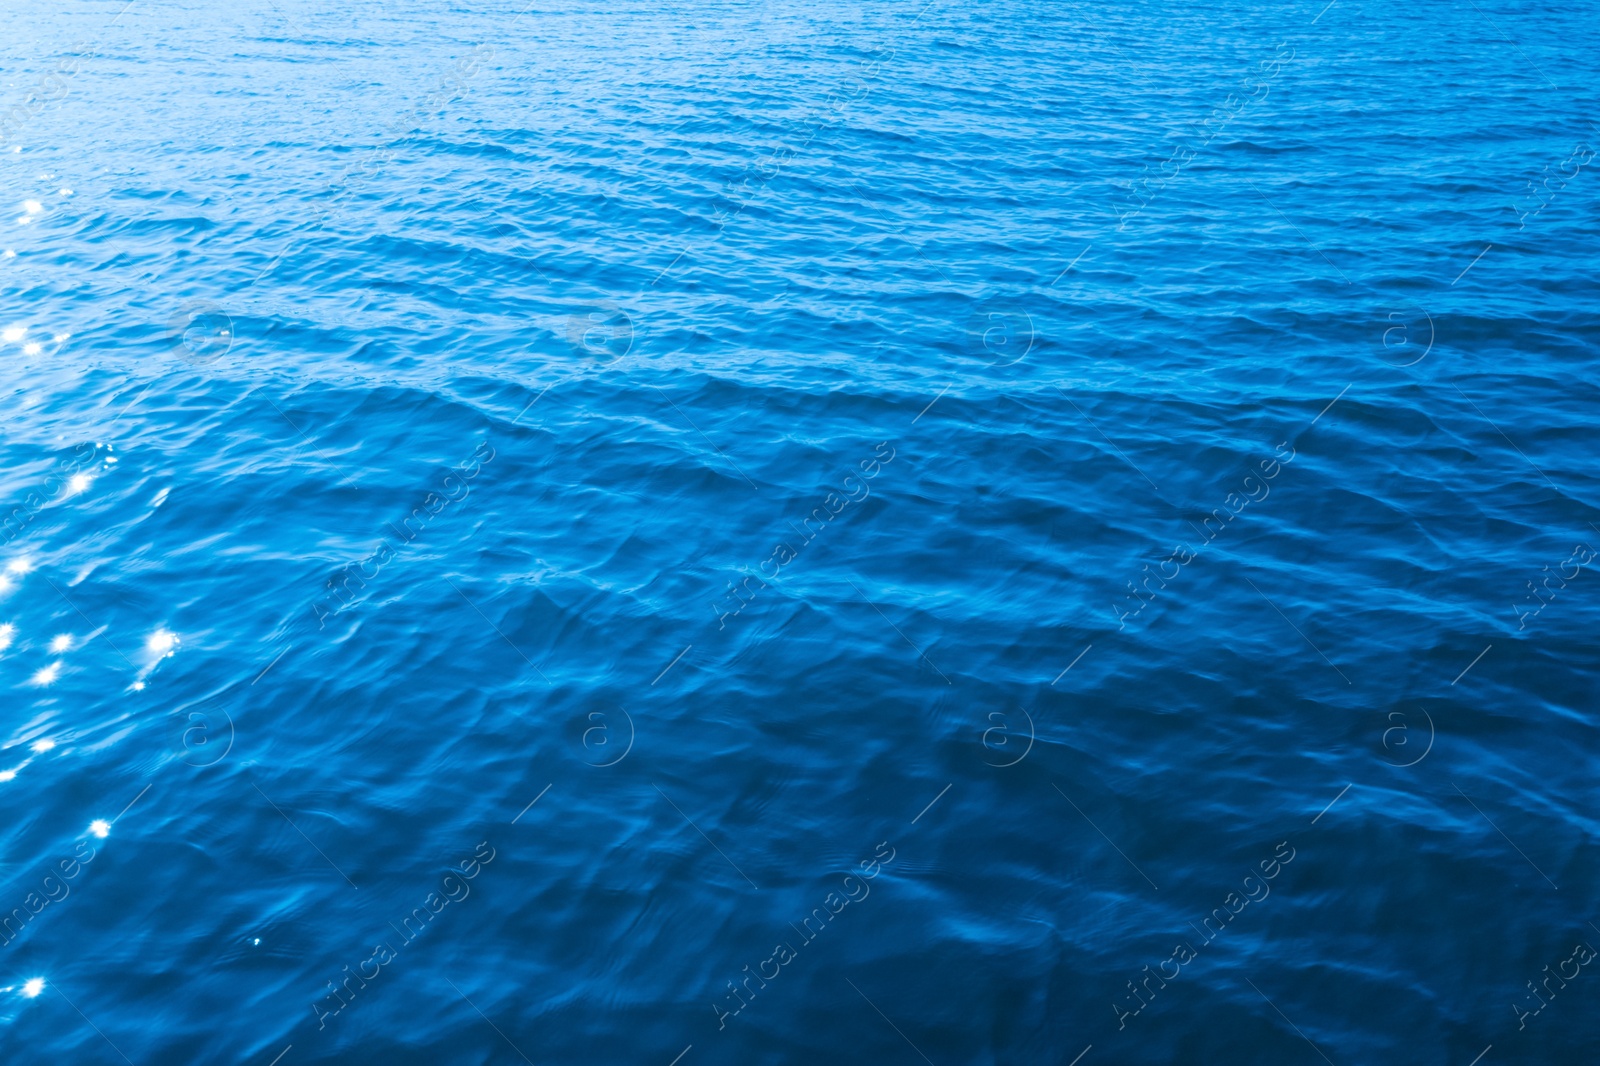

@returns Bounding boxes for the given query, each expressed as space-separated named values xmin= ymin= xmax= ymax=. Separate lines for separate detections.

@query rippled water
xmin=2 ymin=1 xmax=1599 ymax=1063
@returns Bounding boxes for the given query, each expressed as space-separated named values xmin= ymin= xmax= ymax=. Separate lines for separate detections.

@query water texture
xmin=2 ymin=0 xmax=1598 ymax=1063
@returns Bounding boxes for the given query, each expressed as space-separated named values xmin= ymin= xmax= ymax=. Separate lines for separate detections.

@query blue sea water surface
xmin=2 ymin=0 xmax=1599 ymax=1063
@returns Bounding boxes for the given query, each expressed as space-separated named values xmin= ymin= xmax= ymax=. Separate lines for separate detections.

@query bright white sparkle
xmin=23 ymin=342 xmax=40 ymax=355
xmin=147 ymin=630 xmax=178 ymax=655
xmin=22 ymin=978 xmax=43 ymax=998
xmin=1 ymin=326 xmax=24 ymax=343
xmin=48 ymin=633 xmax=73 ymax=652
xmin=0 ymin=770 xmax=15 ymax=782
xmin=30 ymin=739 xmax=55 ymax=753
xmin=89 ymin=820 xmax=110 ymax=839
xmin=22 ymin=201 xmax=41 ymax=214
xmin=6 ymin=556 xmax=33 ymax=574
xmin=0 ymin=624 xmax=13 ymax=651
xmin=131 ymin=681 xmax=146 ymax=691
xmin=67 ymin=473 xmax=92 ymax=494
xmin=30 ymin=662 xmax=60 ymax=686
